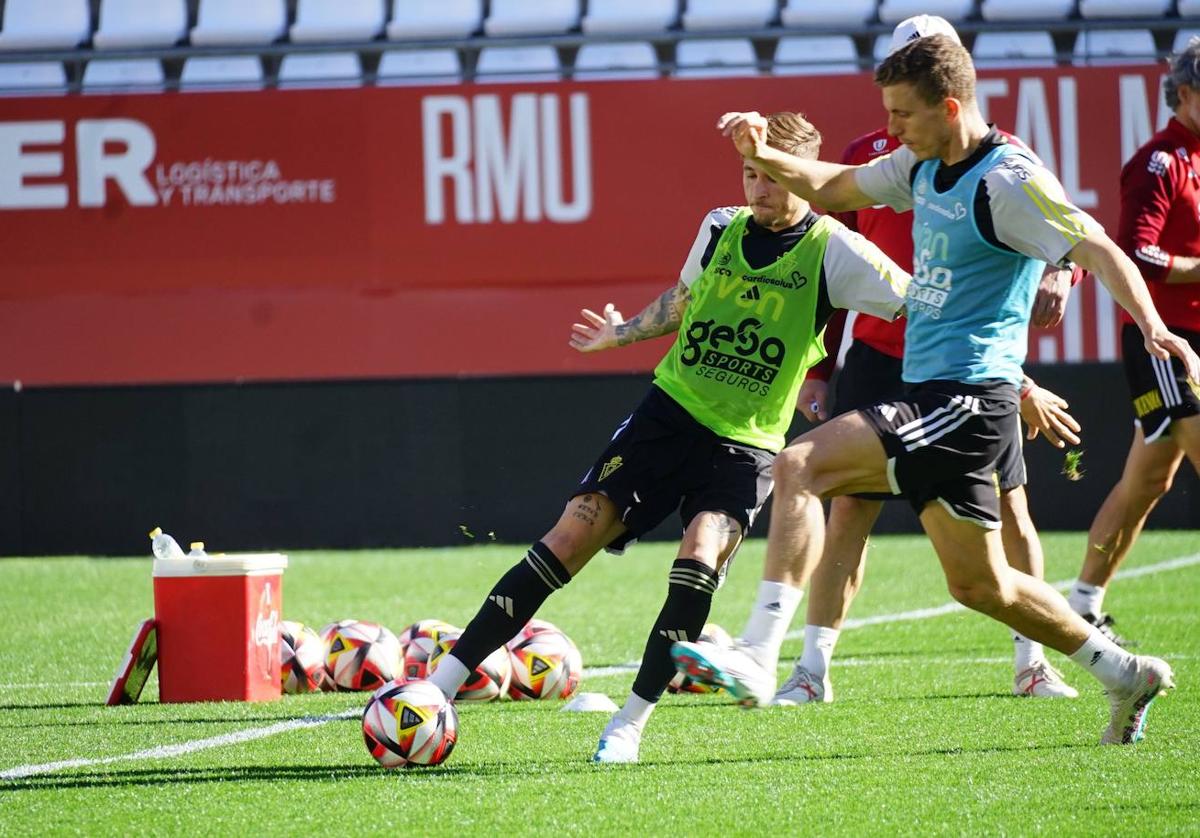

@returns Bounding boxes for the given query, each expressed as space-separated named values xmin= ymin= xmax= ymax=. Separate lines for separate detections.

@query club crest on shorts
xmin=599 ymin=456 xmax=624 ymax=481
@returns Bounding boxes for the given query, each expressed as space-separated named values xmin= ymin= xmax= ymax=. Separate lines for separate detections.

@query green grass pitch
xmin=0 ymin=531 xmax=1197 ymax=835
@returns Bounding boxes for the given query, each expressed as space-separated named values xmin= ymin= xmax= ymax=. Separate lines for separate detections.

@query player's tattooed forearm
xmin=615 ymin=284 xmax=689 ymax=346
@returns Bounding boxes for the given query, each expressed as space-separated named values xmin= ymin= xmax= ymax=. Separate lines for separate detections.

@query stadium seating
xmin=93 ymin=0 xmax=186 ymax=49
xmin=1174 ymin=29 xmax=1200 ymax=50
xmin=980 ymin=0 xmax=1075 ymax=20
xmin=872 ymin=33 xmax=893 ymax=63
xmin=0 ymin=61 xmax=67 ymax=91
xmin=682 ymin=0 xmax=777 ymax=31
xmin=1073 ymin=28 xmax=1157 ymax=64
xmin=1079 ymin=0 xmax=1172 ymax=17
xmin=290 ymin=0 xmax=385 ymax=43
xmin=878 ymin=0 xmax=973 ymax=24
xmin=190 ymin=0 xmax=287 ymax=46
xmin=581 ymin=0 xmax=679 ymax=34
xmin=773 ymin=36 xmax=860 ymax=75
xmin=180 ymin=56 xmax=265 ymax=88
xmin=780 ymin=0 xmax=876 ymax=27
xmin=675 ymin=38 xmax=759 ymax=77
xmin=485 ymin=0 xmax=580 ymax=36
xmin=387 ymin=0 xmax=483 ymax=39
xmin=0 ymin=0 xmax=91 ymax=50
xmin=82 ymin=58 xmax=165 ymax=89
xmin=972 ymin=30 xmax=1057 ymax=67
xmin=378 ymin=48 xmax=462 ymax=84
xmin=278 ymin=52 xmax=363 ymax=86
xmin=574 ymin=41 xmax=659 ymax=80
xmin=475 ymin=45 xmax=561 ymax=82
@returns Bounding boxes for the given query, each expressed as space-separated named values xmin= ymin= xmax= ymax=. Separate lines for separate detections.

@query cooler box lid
xmin=153 ymin=553 xmax=289 ymax=578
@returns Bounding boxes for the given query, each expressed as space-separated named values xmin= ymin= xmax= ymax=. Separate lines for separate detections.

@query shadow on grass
xmin=0 ymin=701 xmax=106 ymax=711
xmin=0 ymin=740 xmax=1094 ymax=792
xmin=0 ymin=715 xmax=325 ymax=730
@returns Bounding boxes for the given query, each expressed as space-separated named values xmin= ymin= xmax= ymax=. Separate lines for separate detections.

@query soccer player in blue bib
xmin=677 ymin=34 xmax=1200 ymax=745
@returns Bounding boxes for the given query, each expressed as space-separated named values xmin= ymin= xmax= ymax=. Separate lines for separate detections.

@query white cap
xmin=888 ymin=14 xmax=962 ymax=56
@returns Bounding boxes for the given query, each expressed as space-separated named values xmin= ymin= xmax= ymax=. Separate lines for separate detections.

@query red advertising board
xmin=0 ymin=65 xmax=1170 ymax=387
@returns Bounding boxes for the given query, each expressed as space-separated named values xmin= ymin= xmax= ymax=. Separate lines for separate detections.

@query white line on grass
xmin=0 ymin=709 xmax=358 ymax=781
xmin=2 ymin=551 xmax=1197 ymax=779
xmin=789 ymin=550 xmax=1200 ymax=638
xmin=585 ymin=552 xmax=1200 ymax=677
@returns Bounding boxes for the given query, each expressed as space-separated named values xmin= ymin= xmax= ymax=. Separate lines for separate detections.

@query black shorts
xmin=574 ymin=386 xmax=775 ymax=553
xmin=1122 ymin=322 xmax=1200 ymax=442
xmin=860 ymin=380 xmax=1020 ymax=529
xmin=835 ymin=342 xmax=1026 ymax=499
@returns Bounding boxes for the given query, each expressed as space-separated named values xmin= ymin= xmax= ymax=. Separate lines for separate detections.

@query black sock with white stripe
xmin=447 ymin=541 xmax=571 ymax=673
xmin=631 ymin=558 xmax=719 ymax=703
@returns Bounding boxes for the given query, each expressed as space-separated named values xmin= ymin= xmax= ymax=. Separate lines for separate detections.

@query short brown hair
xmin=874 ymin=34 xmax=976 ymax=106
xmin=765 ymin=111 xmax=821 ymax=160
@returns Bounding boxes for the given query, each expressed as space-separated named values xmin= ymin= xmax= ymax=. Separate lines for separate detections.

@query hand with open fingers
xmin=1020 ymin=385 xmax=1081 ymax=448
xmin=1144 ymin=328 xmax=1200 ymax=383
xmin=796 ymin=378 xmax=828 ymax=422
xmin=570 ymin=303 xmax=625 ymax=353
xmin=717 ymin=111 xmax=768 ymax=160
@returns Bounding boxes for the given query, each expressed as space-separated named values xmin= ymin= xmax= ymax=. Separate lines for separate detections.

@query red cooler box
xmin=153 ymin=553 xmax=288 ymax=703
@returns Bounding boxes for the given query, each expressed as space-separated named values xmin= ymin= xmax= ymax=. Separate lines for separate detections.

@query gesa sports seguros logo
xmin=679 ymin=317 xmax=785 ymax=395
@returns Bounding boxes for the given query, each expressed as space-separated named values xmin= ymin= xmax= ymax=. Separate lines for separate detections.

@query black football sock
xmin=448 ymin=541 xmax=571 ymax=671
xmin=630 ymin=558 xmax=718 ymax=703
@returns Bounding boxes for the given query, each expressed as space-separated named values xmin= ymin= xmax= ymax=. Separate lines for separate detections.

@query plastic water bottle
xmin=149 ymin=527 xmax=185 ymax=560
xmin=188 ymin=542 xmax=207 ymax=558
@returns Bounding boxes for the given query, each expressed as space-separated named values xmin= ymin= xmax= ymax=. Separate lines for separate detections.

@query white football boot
xmin=772 ymin=663 xmax=832 ymax=705
xmin=670 ymin=639 xmax=775 ymax=707
xmin=591 ymin=715 xmax=642 ymax=764
xmin=1101 ymin=656 xmax=1174 ymax=745
xmin=1013 ymin=661 xmax=1078 ymax=698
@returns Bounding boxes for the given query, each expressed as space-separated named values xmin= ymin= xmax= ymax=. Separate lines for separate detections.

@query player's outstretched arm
xmin=569 ymin=283 xmax=690 ymax=353
xmin=1019 ymin=376 xmax=1081 ymax=448
xmin=1069 ymin=231 xmax=1200 ymax=381
xmin=717 ymin=112 xmax=873 ymax=212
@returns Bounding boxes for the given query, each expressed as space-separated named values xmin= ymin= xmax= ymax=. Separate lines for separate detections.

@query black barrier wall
xmin=0 ymin=363 xmax=1195 ymax=557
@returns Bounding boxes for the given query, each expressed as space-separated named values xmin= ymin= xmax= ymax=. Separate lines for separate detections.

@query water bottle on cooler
xmin=149 ymin=527 xmax=185 ymax=560
xmin=188 ymin=542 xmax=207 ymax=558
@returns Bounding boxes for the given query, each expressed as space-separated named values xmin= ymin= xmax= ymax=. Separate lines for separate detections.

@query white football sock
xmin=739 ymin=581 xmax=803 ymax=671
xmin=1068 ymin=629 xmax=1135 ymax=691
xmin=1068 ymin=581 xmax=1106 ymax=617
xmin=798 ymin=625 xmax=840 ymax=678
xmin=615 ymin=693 xmax=654 ymax=729
xmin=428 ymin=654 xmax=470 ymax=700
xmin=1013 ymin=632 xmax=1045 ymax=672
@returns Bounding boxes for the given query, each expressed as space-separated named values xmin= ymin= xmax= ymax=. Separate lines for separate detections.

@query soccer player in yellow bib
xmin=426 ymin=112 xmax=910 ymax=764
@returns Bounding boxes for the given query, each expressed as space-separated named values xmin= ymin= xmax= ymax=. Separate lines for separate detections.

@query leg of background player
xmin=594 ymin=510 xmax=742 ymax=764
xmin=671 ymin=412 xmax=892 ymax=706
xmin=1000 ymin=486 xmax=1077 ymax=698
xmin=1070 ymin=426 xmax=1185 ymax=641
xmin=921 ymin=502 xmax=1173 ymax=744
xmin=772 ymin=495 xmax=881 ymax=705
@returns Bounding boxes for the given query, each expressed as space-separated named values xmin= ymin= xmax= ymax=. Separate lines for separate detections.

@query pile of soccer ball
xmin=278 ymin=616 xmax=583 ymax=768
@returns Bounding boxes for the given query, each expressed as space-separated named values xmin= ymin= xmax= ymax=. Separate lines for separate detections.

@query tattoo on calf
xmin=571 ymin=494 xmax=601 ymax=527
xmin=704 ymin=514 xmax=738 ymax=534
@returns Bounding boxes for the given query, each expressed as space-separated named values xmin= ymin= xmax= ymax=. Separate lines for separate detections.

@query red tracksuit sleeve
xmin=1117 ymin=150 xmax=1180 ymax=284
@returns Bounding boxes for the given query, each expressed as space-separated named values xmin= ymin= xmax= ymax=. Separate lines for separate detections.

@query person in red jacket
xmin=1067 ymin=39 xmax=1200 ymax=640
